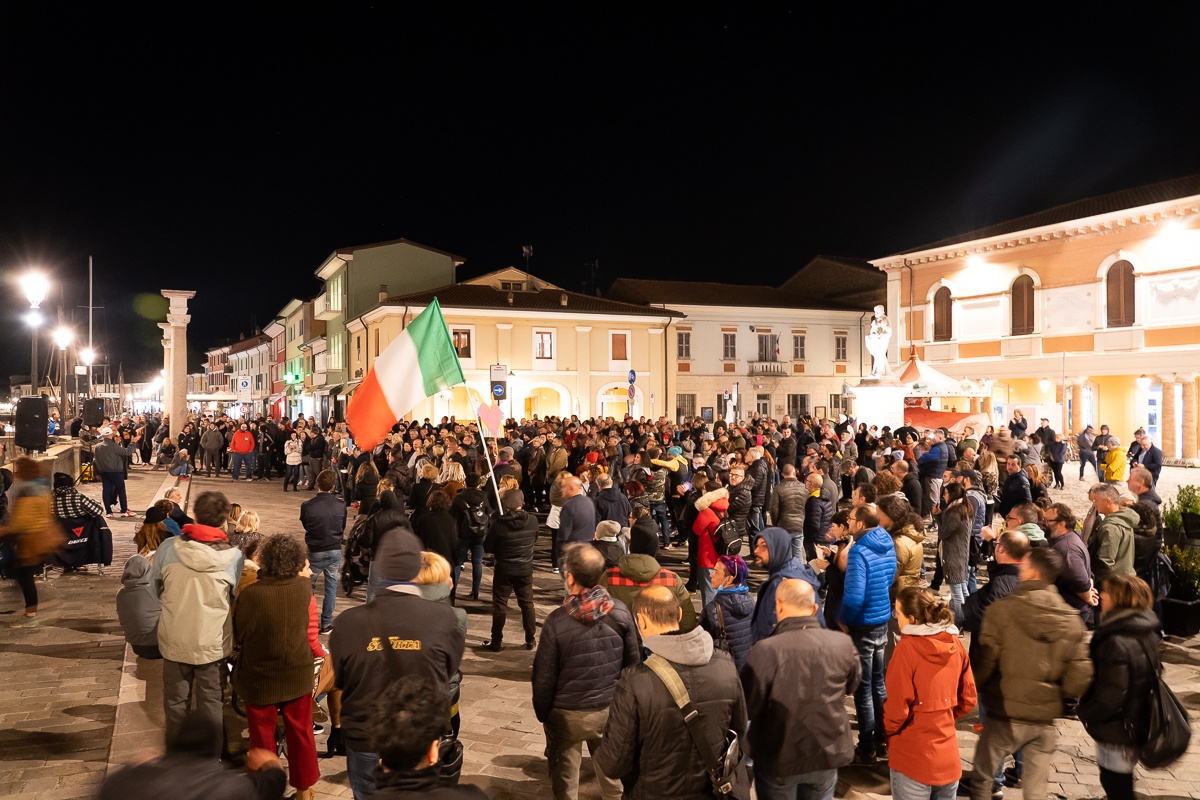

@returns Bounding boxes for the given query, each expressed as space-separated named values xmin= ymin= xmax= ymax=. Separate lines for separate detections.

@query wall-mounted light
xmin=1038 ymin=378 xmax=1052 ymax=393
xmin=1136 ymin=375 xmax=1151 ymax=391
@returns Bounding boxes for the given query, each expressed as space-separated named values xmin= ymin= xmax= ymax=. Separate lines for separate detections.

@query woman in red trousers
xmin=883 ymin=586 xmax=977 ymax=800
xmin=233 ymin=534 xmax=323 ymax=800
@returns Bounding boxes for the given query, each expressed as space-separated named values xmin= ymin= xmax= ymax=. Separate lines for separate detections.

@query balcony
xmin=748 ymin=360 xmax=787 ymax=376
xmin=314 ymin=291 xmax=342 ymax=320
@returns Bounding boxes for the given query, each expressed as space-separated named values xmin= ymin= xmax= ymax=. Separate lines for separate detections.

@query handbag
xmin=643 ymin=654 xmax=750 ymax=799
xmin=1132 ymin=637 xmax=1191 ymax=769
xmin=713 ymin=602 xmax=731 ymax=655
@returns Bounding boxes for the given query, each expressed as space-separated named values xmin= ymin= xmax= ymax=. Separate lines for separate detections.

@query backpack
xmin=461 ymin=497 xmax=491 ymax=539
xmin=711 ymin=508 xmax=742 ymax=557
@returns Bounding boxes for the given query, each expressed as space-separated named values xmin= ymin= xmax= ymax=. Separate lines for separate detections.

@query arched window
xmin=1106 ymin=260 xmax=1135 ymax=327
xmin=1011 ymin=275 xmax=1035 ymax=335
xmin=933 ymin=286 xmax=953 ymax=341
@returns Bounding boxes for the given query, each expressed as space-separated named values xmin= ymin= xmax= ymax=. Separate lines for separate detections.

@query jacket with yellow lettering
xmin=329 ymin=585 xmax=465 ymax=752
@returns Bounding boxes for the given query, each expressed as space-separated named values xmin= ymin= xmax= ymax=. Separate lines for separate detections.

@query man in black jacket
xmin=301 ymin=469 xmax=347 ymax=633
xmin=996 ymin=456 xmax=1033 ymax=519
xmin=330 ymin=527 xmax=464 ymax=800
xmin=891 ymin=459 xmax=922 ymax=514
xmin=533 ymin=544 xmax=639 ymax=800
xmin=741 ymin=579 xmax=860 ymax=800
xmin=768 ymin=463 xmax=807 ymax=561
xmin=595 ymin=586 xmax=747 ymax=800
xmin=483 ymin=489 xmax=539 ymax=651
xmin=594 ymin=474 xmax=632 ymax=524
xmin=745 ymin=447 xmax=771 ymax=537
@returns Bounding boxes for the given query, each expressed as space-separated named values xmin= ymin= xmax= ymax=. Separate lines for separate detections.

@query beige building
xmin=345 ymin=268 xmax=682 ymax=422
xmin=871 ymin=174 xmax=1200 ymax=464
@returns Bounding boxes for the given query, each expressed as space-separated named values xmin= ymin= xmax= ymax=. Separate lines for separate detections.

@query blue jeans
xmin=788 ymin=531 xmax=804 ymax=561
xmin=169 ymin=463 xmax=191 ymax=477
xmin=756 ymin=768 xmax=837 ymax=800
xmin=230 ymin=452 xmax=254 ymax=479
xmin=345 ymin=744 xmax=377 ymax=799
xmin=748 ymin=507 xmax=765 ymax=537
xmin=457 ymin=535 xmax=485 ymax=597
xmin=891 ymin=769 xmax=957 ymax=800
xmin=948 ymin=580 xmax=968 ymax=627
xmin=850 ymin=622 xmax=888 ymax=755
xmin=697 ymin=568 xmax=715 ymax=611
xmin=309 ymin=549 xmax=341 ymax=630
xmin=650 ymin=501 xmax=671 ymax=546
xmin=967 ymin=563 xmax=978 ymax=595
xmin=1079 ymin=451 xmax=1098 ymax=480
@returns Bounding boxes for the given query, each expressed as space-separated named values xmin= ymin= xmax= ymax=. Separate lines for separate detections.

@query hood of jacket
xmin=644 ymin=625 xmax=714 ymax=667
xmin=121 ymin=553 xmax=152 ymax=588
xmin=694 ymin=487 xmax=728 ymax=512
xmin=757 ymin=527 xmax=803 ymax=577
xmin=894 ymin=522 xmax=925 ymax=546
xmin=896 ymin=627 xmax=964 ymax=668
xmin=1011 ymin=581 xmax=1082 ymax=643
xmin=1094 ymin=607 xmax=1160 ymax=642
xmin=174 ymin=536 xmax=239 ymax=573
xmin=616 ymin=552 xmax=664 ymax=583
xmin=1102 ymin=507 xmax=1140 ymax=533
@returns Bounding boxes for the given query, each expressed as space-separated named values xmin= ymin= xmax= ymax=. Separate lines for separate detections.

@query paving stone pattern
xmin=4 ymin=466 xmax=1200 ymax=799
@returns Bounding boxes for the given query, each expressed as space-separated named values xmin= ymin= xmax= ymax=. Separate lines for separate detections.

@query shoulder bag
xmin=1132 ymin=636 xmax=1191 ymax=769
xmin=643 ymin=654 xmax=749 ymax=799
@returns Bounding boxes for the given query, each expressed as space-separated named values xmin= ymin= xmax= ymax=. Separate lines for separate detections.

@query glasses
xmin=1044 ymin=516 xmax=1058 ymax=523
xmin=1005 ymin=515 xmax=1020 ymax=524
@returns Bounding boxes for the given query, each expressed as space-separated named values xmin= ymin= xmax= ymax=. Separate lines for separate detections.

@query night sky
xmin=3 ymin=3 xmax=1199 ymax=381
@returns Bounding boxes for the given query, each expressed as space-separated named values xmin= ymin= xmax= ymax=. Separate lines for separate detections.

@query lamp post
xmin=21 ymin=271 xmax=49 ymax=397
xmin=54 ymin=327 xmax=73 ymax=417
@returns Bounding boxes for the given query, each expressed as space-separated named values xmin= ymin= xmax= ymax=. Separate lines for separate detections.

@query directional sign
xmin=627 ymin=384 xmax=636 ymax=400
xmin=236 ymin=376 xmax=252 ymax=403
xmin=724 ymin=389 xmax=730 ymax=400
xmin=492 ymin=384 xmax=505 ymax=398
xmin=628 ymin=369 xmax=636 ymax=384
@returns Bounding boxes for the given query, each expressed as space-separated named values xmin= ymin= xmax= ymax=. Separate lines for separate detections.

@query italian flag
xmin=346 ymin=298 xmax=464 ymax=449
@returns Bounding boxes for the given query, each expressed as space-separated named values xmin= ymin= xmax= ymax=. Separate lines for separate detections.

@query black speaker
xmin=82 ymin=397 xmax=104 ymax=428
xmin=15 ymin=396 xmax=49 ymax=452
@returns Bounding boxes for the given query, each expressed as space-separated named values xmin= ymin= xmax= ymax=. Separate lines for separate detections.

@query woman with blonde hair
xmin=408 ymin=461 xmax=440 ymax=523
xmin=414 ymin=551 xmax=466 ymax=736
xmin=234 ymin=509 xmax=261 ymax=535
xmin=438 ymin=460 xmax=467 ymax=498
xmin=224 ymin=502 xmax=243 ymax=536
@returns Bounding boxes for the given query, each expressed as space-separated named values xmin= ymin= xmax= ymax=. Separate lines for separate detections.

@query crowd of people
xmin=79 ymin=407 xmax=1181 ymax=799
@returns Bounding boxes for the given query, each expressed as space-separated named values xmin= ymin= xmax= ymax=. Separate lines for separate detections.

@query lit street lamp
xmin=21 ymin=271 xmax=49 ymax=396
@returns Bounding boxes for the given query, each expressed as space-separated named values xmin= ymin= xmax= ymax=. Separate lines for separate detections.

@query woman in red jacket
xmin=690 ymin=480 xmax=729 ymax=610
xmin=883 ymin=586 xmax=977 ymax=800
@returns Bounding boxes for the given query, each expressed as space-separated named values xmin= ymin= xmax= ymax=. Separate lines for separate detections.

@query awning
xmin=187 ymin=391 xmax=237 ymax=402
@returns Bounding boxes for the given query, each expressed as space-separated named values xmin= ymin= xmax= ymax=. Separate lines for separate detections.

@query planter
xmin=1162 ymin=597 xmax=1200 ymax=638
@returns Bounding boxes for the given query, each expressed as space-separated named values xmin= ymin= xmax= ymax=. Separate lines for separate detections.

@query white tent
xmin=897 ymin=354 xmax=991 ymax=397
xmin=187 ymin=390 xmax=237 ymax=402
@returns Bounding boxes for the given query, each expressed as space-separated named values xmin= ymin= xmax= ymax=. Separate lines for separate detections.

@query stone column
xmin=1160 ymin=375 xmax=1177 ymax=461
xmin=1181 ymin=374 xmax=1197 ymax=464
xmin=161 ymin=291 xmax=196 ymax=432
xmin=1069 ymin=378 xmax=1088 ymax=433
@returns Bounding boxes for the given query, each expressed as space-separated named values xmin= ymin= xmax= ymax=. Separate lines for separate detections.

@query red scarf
xmin=181 ymin=523 xmax=228 ymax=543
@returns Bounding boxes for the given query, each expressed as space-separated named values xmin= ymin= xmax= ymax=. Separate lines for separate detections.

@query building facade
xmin=345 ymin=268 xmax=682 ymax=422
xmin=871 ymin=174 xmax=1200 ymax=464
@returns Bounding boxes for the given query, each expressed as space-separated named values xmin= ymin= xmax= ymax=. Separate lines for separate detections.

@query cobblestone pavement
xmin=3 ymin=465 xmax=1200 ymax=799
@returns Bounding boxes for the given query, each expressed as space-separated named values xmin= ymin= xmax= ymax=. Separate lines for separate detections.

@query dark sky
xmin=3 ymin=3 xmax=1199 ymax=381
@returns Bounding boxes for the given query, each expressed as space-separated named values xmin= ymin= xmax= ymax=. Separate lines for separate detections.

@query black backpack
xmin=711 ymin=508 xmax=742 ymax=557
xmin=461 ymin=497 xmax=491 ymax=539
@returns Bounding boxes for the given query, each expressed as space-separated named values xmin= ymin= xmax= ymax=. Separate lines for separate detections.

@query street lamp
xmin=21 ymin=271 xmax=49 ymax=395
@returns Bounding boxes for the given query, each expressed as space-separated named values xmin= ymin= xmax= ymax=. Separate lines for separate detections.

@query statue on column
xmin=865 ymin=304 xmax=892 ymax=379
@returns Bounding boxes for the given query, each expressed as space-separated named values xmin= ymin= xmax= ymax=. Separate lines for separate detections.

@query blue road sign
xmin=628 ymin=369 xmax=636 ymax=384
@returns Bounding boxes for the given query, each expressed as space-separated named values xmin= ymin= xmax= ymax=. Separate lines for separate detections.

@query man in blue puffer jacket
xmin=750 ymin=527 xmax=823 ymax=644
xmin=838 ymin=505 xmax=896 ymax=763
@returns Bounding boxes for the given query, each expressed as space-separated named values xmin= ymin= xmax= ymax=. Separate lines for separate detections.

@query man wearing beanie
xmin=602 ymin=517 xmax=697 ymax=632
xmin=51 ymin=472 xmax=105 ymax=519
xmin=330 ymin=526 xmax=465 ymax=800
xmin=483 ymin=489 xmax=539 ymax=651
xmin=590 ymin=520 xmax=627 ymax=568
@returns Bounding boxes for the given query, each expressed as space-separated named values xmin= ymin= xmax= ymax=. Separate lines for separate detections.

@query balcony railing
xmin=748 ymin=360 xmax=787 ymax=376
xmin=314 ymin=291 xmax=341 ymax=320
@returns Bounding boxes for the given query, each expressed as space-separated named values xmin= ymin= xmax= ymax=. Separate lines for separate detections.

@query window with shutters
xmin=793 ymin=334 xmax=806 ymax=360
xmin=757 ymin=333 xmax=775 ymax=362
xmin=610 ymin=331 xmax=629 ymax=362
xmin=677 ymin=331 xmax=691 ymax=359
xmin=723 ymin=333 xmax=737 ymax=359
xmin=933 ymin=286 xmax=953 ymax=341
xmin=834 ymin=332 xmax=848 ymax=361
xmin=1011 ymin=275 xmax=1035 ymax=335
xmin=676 ymin=393 xmax=696 ymax=421
xmin=1106 ymin=260 xmax=1135 ymax=327
xmin=787 ymin=393 xmax=810 ymax=417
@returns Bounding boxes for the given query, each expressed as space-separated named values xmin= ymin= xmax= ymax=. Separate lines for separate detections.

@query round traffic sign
xmin=723 ymin=389 xmax=730 ymax=400
xmin=492 ymin=384 xmax=505 ymax=397
xmin=627 ymin=384 xmax=636 ymax=400
xmin=628 ymin=369 xmax=636 ymax=384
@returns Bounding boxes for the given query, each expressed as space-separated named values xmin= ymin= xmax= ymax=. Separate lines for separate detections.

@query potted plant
xmin=1162 ymin=545 xmax=1200 ymax=638
xmin=1163 ymin=485 xmax=1200 ymax=545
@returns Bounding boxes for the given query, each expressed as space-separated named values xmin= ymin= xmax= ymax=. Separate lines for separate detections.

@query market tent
xmin=897 ymin=354 xmax=990 ymax=397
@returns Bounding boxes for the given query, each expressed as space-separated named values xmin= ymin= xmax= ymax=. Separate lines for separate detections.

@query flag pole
xmin=475 ymin=407 xmax=506 ymax=510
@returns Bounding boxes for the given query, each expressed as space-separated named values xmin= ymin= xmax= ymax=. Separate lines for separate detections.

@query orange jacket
xmin=231 ymin=430 xmax=256 ymax=454
xmin=883 ymin=628 xmax=976 ymax=786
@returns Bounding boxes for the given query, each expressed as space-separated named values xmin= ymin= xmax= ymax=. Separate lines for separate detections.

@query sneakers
xmin=11 ymin=615 xmax=39 ymax=628
xmin=482 ymin=640 xmax=503 ymax=652
xmin=1003 ymin=766 xmax=1022 ymax=788
xmin=122 ymin=510 xmax=135 ymax=517
xmin=852 ymin=750 xmax=876 ymax=765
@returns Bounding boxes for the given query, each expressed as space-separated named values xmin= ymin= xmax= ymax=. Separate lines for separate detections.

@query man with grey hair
xmin=742 ymin=578 xmax=860 ymax=800
xmin=594 ymin=472 xmax=631 ymax=524
xmin=556 ymin=476 xmax=597 ymax=562
xmin=745 ymin=446 xmax=771 ymax=537
xmin=1088 ymin=483 xmax=1137 ymax=586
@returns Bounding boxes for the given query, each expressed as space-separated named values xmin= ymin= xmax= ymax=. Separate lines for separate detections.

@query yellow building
xmin=871 ymin=174 xmax=1200 ymax=464
xmin=345 ymin=268 xmax=683 ymax=422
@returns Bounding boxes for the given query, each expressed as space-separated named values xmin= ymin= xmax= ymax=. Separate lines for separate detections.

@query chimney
xmin=379 ymin=284 xmax=388 ymax=302
xmin=560 ymin=293 xmax=568 ymax=307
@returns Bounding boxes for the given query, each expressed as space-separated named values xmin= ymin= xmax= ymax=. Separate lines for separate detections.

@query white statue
xmin=865 ymin=304 xmax=891 ymax=378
